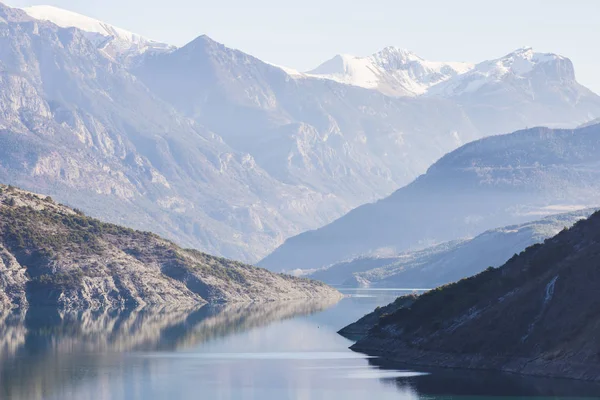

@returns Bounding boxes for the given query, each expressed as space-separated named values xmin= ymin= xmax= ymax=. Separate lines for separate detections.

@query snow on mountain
xmin=22 ymin=5 xmax=174 ymax=64
xmin=305 ymin=47 xmax=474 ymax=97
xmin=424 ymin=47 xmax=600 ymax=134
xmin=428 ymin=47 xmax=570 ymax=97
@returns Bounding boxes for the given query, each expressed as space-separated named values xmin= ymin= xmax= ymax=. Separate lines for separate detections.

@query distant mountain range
xmin=307 ymin=209 xmax=595 ymax=288
xmin=260 ymin=124 xmax=600 ymax=271
xmin=1 ymin=3 xmax=599 ymax=262
xmin=304 ymin=47 xmax=473 ymax=97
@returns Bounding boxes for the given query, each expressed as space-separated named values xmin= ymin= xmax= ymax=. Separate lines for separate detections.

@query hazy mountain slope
xmin=428 ymin=48 xmax=600 ymax=134
xmin=134 ymin=39 xmax=600 ymax=240
xmin=133 ymin=35 xmax=482 ymax=209
xmin=0 ymin=184 xmax=340 ymax=310
xmin=0 ymin=3 xmax=343 ymax=262
xmin=22 ymin=5 xmax=174 ymax=65
xmin=307 ymin=256 xmax=402 ymax=285
xmin=260 ymin=124 xmax=600 ymax=271
xmin=348 ymin=210 xmax=600 ymax=381
xmin=306 ymin=47 xmax=474 ymax=97
xmin=311 ymin=209 xmax=594 ymax=287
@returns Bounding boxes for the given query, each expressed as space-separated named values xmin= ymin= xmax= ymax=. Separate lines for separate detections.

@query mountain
xmin=308 ymin=209 xmax=595 ymax=287
xmin=0 ymin=184 xmax=340 ymax=310
xmin=346 ymin=209 xmax=600 ymax=381
xmin=260 ymin=124 xmax=600 ymax=272
xmin=427 ymin=47 xmax=600 ymax=134
xmin=306 ymin=47 xmax=474 ymax=97
xmin=133 ymin=34 xmax=481 ymax=214
xmin=305 ymin=47 xmax=600 ymax=134
xmin=22 ymin=5 xmax=174 ymax=65
xmin=134 ymin=39 xmax=600 ymax=262
xmin=0 ymin=3 xmax=345 ymax=262
xmin=3 ymin=3 xmax=600 ymax=263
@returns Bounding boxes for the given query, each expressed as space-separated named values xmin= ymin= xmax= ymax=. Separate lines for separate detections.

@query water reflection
xmin=368 ymin=349 xmax=600 ymax=398
xmin=1 ymin=290 xmax=599 ymax=400
xmin=0 ymin=299 xmax=339 ymax=400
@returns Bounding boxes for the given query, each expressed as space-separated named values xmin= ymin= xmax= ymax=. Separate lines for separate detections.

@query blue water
xmin=1 ymin=289 xmax=599 ymax=399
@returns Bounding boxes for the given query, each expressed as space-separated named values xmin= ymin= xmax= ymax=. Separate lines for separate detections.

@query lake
xmin=1 ymin=288 xmax=600 ymax=399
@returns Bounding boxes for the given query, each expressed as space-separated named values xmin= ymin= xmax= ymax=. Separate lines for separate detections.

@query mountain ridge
xmin=21 ymin=5 xmax=174 ymax=65
xmin=305 ymin=47 xmax=473 ymax=97
xmin=307 ymin=208 xmax=596 ymax=287
xmin=260 ymin=124 xmax=600 ymax=271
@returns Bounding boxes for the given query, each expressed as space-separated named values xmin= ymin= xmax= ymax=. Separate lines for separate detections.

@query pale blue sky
xmin=5 ymin=0 xmax=600 ymax=93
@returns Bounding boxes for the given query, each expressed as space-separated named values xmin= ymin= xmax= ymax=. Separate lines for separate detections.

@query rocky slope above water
xmin=344 ymin=210 xmax=600 ymax=381
xmin=0 ymin=184 xmax=341 ymax=310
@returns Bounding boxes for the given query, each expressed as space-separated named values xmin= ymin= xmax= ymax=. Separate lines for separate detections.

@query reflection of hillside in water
xmin=367 ymin=357 xmax=600 ymax=397
xmin=0 ymin=298 xmax=338 ymax=400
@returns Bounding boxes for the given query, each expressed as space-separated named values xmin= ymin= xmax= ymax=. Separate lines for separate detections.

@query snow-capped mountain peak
xmin=21 ymin=5 xmax=174 ymax=64
xmin=305 ymin=47 xmax=474 ymax=97
xmin=371 ymin=46 xmax=421 ymax=69
xmin=428 ymin=47 xmax=575 ymax=97
xmin=478 ymin=47 xmax=567 ymax=78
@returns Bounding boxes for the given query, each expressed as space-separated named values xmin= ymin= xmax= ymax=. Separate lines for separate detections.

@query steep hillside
xmin=348 ymin=209 xmax=600 ymax=380
xmin=0 ymin=184 xmax=341 ymax=310
xmin=261 ymin=125 xmax=600 ymax=271
xmin=309 ymin=209 xmax=595 ymax=287
xmin=0 ymin=3 xmax=342 ymax=262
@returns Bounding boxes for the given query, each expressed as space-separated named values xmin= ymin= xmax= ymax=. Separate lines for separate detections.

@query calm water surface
xmin=2 ymin=288 xmax=600 ymax=399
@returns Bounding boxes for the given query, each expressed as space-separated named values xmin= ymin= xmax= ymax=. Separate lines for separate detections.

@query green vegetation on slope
xmin=0 ymin=184 xmax=339 ymax=309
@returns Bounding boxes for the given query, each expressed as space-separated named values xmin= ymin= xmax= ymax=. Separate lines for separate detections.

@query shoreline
xmin=351 ymin=338 xmax=600 ymax=382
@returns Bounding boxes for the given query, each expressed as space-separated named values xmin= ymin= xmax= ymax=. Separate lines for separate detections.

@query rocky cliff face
xmin=346 ymin=210 xmax=600 ymax=380
xmin=0 ymin=184 xmax=341 ymax=310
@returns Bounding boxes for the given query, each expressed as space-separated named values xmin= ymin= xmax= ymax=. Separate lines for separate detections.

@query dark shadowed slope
xmin=346 ymin=210 xmax=600 ymax=380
